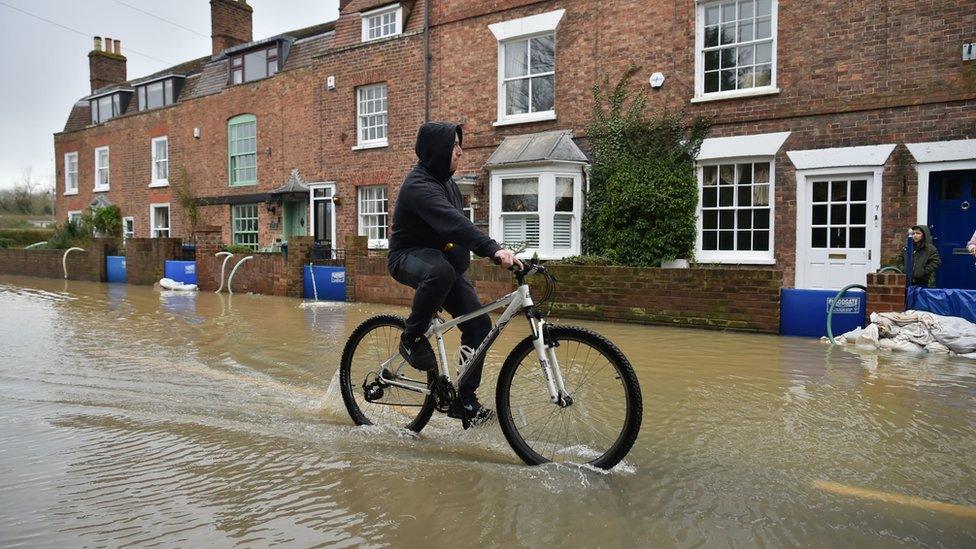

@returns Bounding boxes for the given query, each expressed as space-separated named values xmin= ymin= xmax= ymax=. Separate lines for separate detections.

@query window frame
xmin=489 ymin=164 xmax=583 ymax=259
xmin=693 ymin=0 xmax=779 ymax=103
xmin=94 ymin=146 xmax=110 ymax=192
xmin=63 ymin=152 xmax=78 ymax=195
xmin=67 ymin=210 xmax=82 ymax=226
xmin=357 ymin=185 xmax=389 ymax=249
xmin=488 ymin=9 xmax=565 ymax=127
xmin=695 ymin=156 xmax=776 ymax=264
xmin=123 ymin=216 xmax=135 ymax=240
xmin=150 ymin=203 xmax=170 ymax=238
xmin=354 ymin=83 xmax=389 ymax=150
xmin=232 ymin=203 xmax=260 ymax=250
xmin=229 ymin=44 xmax=280 ymax=85
xmin=137 ymin=78 xmax=176 ymax=111
xmin=150 ymin=136 xmax=169 ymax=187
xmin=496 ymin=33 xmax=557 ymax=126
xmin=360 ymin=4 xmax=403 ymax=42
xmin=228 ymin=114 xmax=258 ymax=186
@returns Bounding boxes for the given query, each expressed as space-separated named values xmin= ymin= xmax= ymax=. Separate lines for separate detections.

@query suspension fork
xmin=529 ymin=312 xmax=571 ymax=406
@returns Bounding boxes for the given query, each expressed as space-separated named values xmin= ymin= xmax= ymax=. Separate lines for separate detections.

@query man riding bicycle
xmin=387 ymin=122 xmax=522 ymax=426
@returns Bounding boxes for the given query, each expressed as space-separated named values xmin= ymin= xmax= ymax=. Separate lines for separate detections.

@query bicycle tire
xmin=495 ymin=325 xmax=642 ymax=470
xmin=339 ymin=315 xmax=436 ymax=432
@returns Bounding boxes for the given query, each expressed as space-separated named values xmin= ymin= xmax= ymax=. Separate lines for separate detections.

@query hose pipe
xmin=215 ymin=252 xmax=233 ymax=293
xmin=62 ymin=247 xmax=85 ymax=279
xmin=826 ymin=284 xmax=868 ymax=345
xmin=227 ymin=256 xmax=253 ymax=295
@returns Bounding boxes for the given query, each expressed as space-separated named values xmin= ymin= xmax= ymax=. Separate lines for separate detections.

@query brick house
xmin=54 ymin=0 xmax=976 ymax=290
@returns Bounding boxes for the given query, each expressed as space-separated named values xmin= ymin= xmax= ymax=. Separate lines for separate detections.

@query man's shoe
xmin=399 ymin=335 xmax=437 ymax=372
xmin=448 ymin=394 xmax=495 ymax=428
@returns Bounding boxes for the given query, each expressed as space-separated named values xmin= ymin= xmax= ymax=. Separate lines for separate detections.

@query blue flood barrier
xmin=164 ymin=260 xmax=197 ymax=285
xmin=303 ymin=265 xmax=346 ymax=301
xmin=906 ymin=287 xmax=976 ymax=324
xmin=106 ymin=255 xmax=127 ymax=283
xmin=780 ymin=288 xmax=866 ymax=337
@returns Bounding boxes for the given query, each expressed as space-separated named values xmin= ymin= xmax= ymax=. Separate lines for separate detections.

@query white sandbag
xmin=924 ymin=341 xmax=952 ymax=354
xmin=159 ymin=277 xmax=199 ymax=291
xmin=879 ymin=337 xmax=924 ymax=353
xmin=927 ymin=313 xmax=976 ymax=354
xmin=855 ymin=323 xmax=880 ymax=349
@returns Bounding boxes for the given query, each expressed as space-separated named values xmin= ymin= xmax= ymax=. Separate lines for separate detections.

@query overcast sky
xmin=0 ymin=0 xmax=340 ymax=191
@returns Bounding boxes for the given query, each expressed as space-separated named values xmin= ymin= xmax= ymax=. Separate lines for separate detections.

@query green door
xmin=283 ymin=201 xmax=308 ymax=242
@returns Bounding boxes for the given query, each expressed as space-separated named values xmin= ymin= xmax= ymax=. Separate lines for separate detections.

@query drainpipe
xmin=423 ymin=0 xmax=430 ymax=122
xmin=63 ymin=247 xmax=85 ymax=279
xmin=227 ymin=255 xmax=253 ymax=295
xmin=215 ymin=251 xmax=234 ymax=293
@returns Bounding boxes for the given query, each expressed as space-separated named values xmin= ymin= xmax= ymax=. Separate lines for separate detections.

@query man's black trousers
xmin=388 ymin=247 xmax=490 ymax=397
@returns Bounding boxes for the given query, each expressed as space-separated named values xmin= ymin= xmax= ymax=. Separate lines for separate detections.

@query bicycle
xmin=338 ymin=261 xmax=643 ymax=470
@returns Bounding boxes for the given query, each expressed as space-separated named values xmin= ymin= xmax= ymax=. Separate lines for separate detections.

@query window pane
xmin=830 ymin=227 xmax=846 ymax=248
xmin=721 ymin=2 xmax=736 ymax=22
xmin=531 ymin=75 xmax=554 ymax=112
xmin=849 ymin=228 xmax=866 ymax=248
xmin=813 ymin=204 xmax=827 ymax=225
xmin=504 ymin=40 xmax=528 ymax=78
xmin=555 ymin=177 xmax=574 ymax=212
xmin=738 ymin=21 xmax=754 ymax=42
xmin=704 ymin=71 xmax=719 ymax=93
xmin=830 ymin=180 xmax=848 ymax=202
xmin=719 ymin=186 xmax=734 ymax=207
xmin=737 ymin=209 xmax=752 ymax=229
xmin=737 ymin=230 xmax=752 ymax=251
xmin=705 ymin=5 xmax=720 ymax=25
xmin=553 ymin=214 xmax=572 ymax=249
xmin=721 ymin=69 xmax=737 ymax=91
xmin=830 ymin=204 xmax=846 ymax=224
xmin=703 ymin=166 xmax=718 ymax=185
xmin=704 ymin=26 xmax=719 ymax=48
xmin=813 ymin=181 xmax=828 ymax=202
xmin=753 ymin=184 xmax=769 ymax=206
xmin=702 ymin=187 xmax=717 ymax=208
xmin=754 ymin=208 xmax=769 ymax=229
xmin=850 ymin=204 xmax=866 ymax=225
xmin=738 ymin=185 xmax=752 ymax=206
xmin=705 ymin=50 xmax=720 ymax=71
xmin=737 ymin=44 xmax=754 ymax=66
xmin=756 ymin=42 xmax=772 ymax=63
xmin=703 ymin=230 xmax=718 ymax=250
xmin=719 ymin=165 xmax=734 ymax=185
xmin=738 ymin=0 xmax=754 ymax=19
xmin=851 ymin=180 xmax=867 ymax=201
xmin=530 ymin=35 xmax=555 ymax=73
xmin=756 ymin=17 xmax=772 ymax=39
xmin=719 ymin=210 xmax=734 ymax=230
xmin=703 ymin=210 xmax=718 ymax=230
xmin=737 ymin=163 xmax=753 ymax=185
xmin=754 ymin=162 xmax=770 ymax=183
xmin=147 ymin=81 xmax=164 ymax=109
xmin=164 ymin=79 xmax=173 ymax=104
xmin=720 ymin=23 xmax=735 ymax=45
xmin=721 ymin=47 xmax=737 ymax=69
xmin=244 ymin=50 xmax=267 ymax=81
xmin=753 ymin=230 xmax=769 ymax=251
xmin=719 ymin=231 xmax=734 ymax=250
xmin=502 ymin=178 xmax=538 ymax=212
xmin=813 ymin=226 xmax=831 ymax=248
xmin=505 ymin=79 xmax=529 ymax=115
xmin=756 ymin=0 xmax=772 ymax=16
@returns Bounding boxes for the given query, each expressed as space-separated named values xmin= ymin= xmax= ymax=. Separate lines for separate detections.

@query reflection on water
xmin=1 ymin=274 xmax=974 ymax=547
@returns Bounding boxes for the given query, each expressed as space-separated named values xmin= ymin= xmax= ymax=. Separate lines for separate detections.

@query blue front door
xmin=928 ymin=170 xmax=976 ymax=289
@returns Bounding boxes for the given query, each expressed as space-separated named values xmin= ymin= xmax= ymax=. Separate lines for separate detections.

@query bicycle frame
xmin=377 ymin=283 xmax=571 ymax=405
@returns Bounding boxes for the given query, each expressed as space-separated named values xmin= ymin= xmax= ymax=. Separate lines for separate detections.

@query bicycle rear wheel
xmin=496 ymin=325 xmax=642 ymax=470
xmin=339 ymin=315 xmax=436 ymax=432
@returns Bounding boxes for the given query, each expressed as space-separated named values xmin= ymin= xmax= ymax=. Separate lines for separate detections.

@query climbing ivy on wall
xmin=584 ymin=66 xmax=710 ymax=267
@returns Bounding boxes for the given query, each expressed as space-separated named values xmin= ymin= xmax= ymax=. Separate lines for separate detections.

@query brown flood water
xmin=1 ymin=274 xmax=975 ymax=547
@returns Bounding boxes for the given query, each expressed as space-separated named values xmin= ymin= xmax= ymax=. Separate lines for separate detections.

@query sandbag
xmin=159 ymin=277 xmax=198 ymax=292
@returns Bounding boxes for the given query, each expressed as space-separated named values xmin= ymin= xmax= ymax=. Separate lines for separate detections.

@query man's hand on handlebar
xmin=493 ymin=249 xmax=524 ymax=271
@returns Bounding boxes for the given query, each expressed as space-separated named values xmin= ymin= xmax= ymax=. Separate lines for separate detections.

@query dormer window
xmin=230 ymin=45 xmax=280 ymax=85
xmin=361 ymin=4 xmax=403 ymax=42
xmin=89 ymin=91 xmax=131 ymax=124
xmin=137 ymin=77 xmax=183 ymax=111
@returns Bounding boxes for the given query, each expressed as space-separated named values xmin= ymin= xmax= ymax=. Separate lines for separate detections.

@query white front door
xmin=799 ymin=175 xmax=877 ymax=289
xmin=308 ymin=184 xmax=336 ymax=247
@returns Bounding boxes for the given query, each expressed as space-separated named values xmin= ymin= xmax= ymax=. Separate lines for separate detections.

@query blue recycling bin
xmin=106 ymin=255 xmax=127 ymax=283
xmin=164 ymin=260 xmax=197 ymax=285
xmin=780 ymin=288 xmax=866 ymax=337
xmin=303 ymin=265 xmax=346 ymax=301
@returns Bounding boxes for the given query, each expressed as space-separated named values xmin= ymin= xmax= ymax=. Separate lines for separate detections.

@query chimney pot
xmin=93 ymin=36 xmax=102 ymax=51
xmin=113 ymin=39 xmax=121 ymax=54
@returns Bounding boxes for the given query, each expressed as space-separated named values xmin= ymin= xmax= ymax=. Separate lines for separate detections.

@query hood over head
xmin=913 ymin=224 xmax=932 ymax=245
xmin=415 ymin=122 xmax=462 ymax=183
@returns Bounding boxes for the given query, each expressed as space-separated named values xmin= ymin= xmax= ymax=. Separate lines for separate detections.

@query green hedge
xmin=0 ymin=228 xmax=54 ymax=248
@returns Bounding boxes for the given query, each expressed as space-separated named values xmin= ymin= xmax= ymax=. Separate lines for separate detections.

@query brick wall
xmin=124 ymin=237 xmax=183 ymax=285
xmin=194 ymin=227 xmax=312 ymax=296
xmin=354 ymin=257 xmax=782 ymax=333
xmin=0 ymin=238 xmax=112 ymax=281
xmin=866 ymin=272 xmax=907 ymax=316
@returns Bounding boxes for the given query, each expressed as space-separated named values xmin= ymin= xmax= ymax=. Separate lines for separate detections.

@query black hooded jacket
xmin=388 ymin=122 xmax=501 ymax=273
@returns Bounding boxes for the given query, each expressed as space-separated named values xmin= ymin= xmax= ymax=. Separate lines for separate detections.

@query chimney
xmin=88 ymin=35 xmax=127 ymax=93
xmin=211 ymin=0 xmax=253 ymax=55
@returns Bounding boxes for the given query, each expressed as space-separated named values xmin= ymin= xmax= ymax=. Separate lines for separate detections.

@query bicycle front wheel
xmin=496 ymin=325 xmax=642 ymax=470
xmin=339 ymin=315 xmax=436 ymax=432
